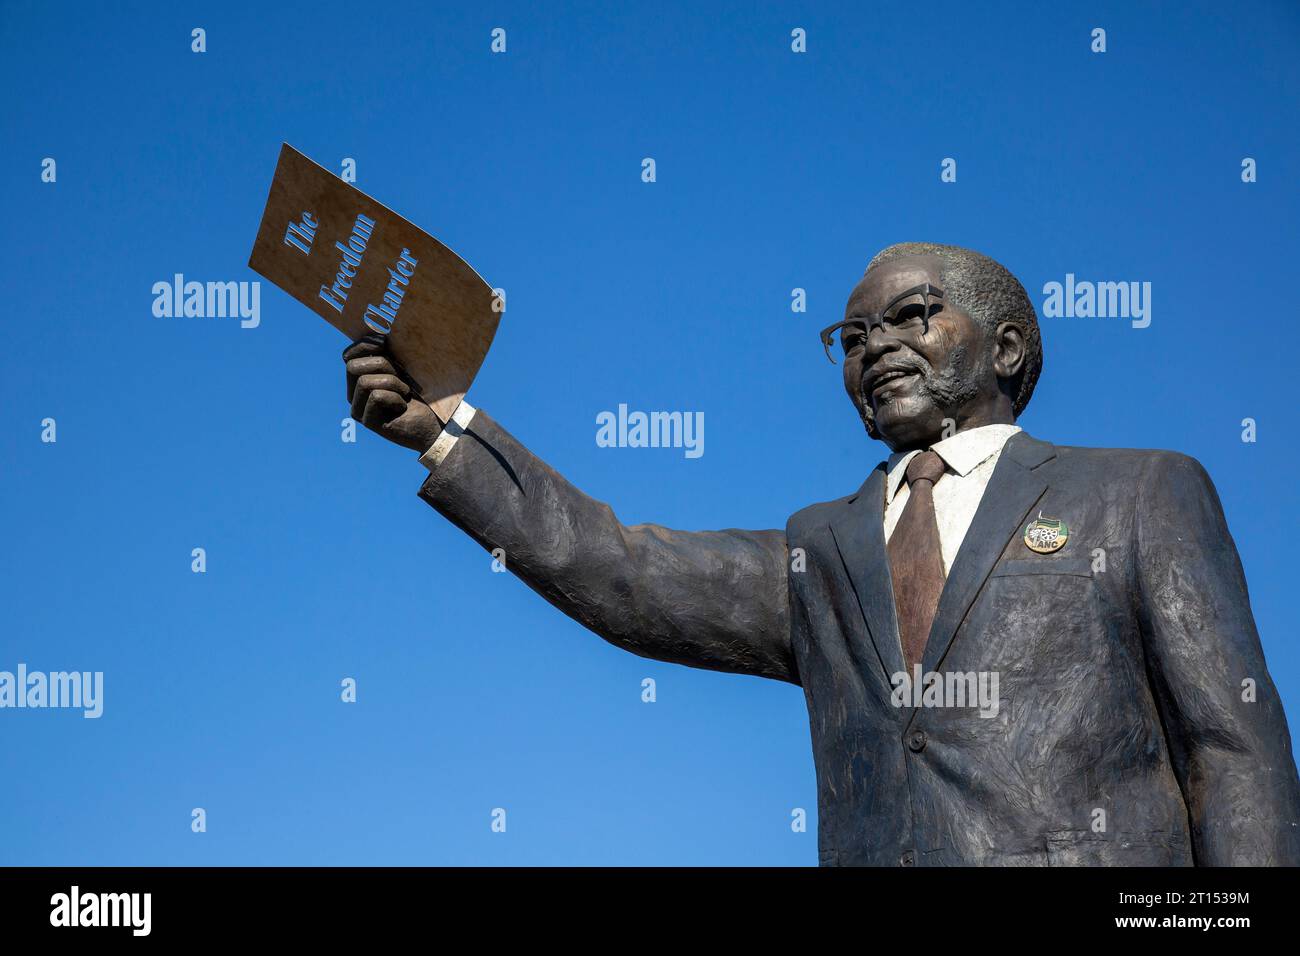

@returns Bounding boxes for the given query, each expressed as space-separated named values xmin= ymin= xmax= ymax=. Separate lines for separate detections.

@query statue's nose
xmin=863 ymin=322 xmax=901 ymax=361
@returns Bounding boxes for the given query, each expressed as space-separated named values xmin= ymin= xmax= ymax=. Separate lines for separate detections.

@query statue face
xmin=840 ymin=255 xmax=999 ymax=453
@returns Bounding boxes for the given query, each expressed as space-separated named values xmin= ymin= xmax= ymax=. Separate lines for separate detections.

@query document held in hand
xmin=248 ymin=144 xmax=500 ymax=423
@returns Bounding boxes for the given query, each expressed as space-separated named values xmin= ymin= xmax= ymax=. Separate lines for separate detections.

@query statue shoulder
xmin=1038 ymin=442 xmax=1217 ymax=499
xmin=785 ymin=479 xmax=880 ymax=537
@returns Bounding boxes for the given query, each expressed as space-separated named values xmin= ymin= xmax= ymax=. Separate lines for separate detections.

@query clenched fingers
xmin=359 ymin=389 xmax=408 ymax=430
xmin=347 ymin=357 xmax=400 ymax=402
xmin=351 ymin=374 xmax=411 ymax=421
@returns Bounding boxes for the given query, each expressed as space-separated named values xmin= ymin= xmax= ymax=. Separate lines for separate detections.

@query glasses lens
xmin=884 ymin=296 xmax=924 ymax=330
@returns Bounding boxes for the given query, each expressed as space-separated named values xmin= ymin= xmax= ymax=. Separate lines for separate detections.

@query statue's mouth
xmin=864 ymin=362 xmax=926 ymax=402
xmin=870 ymin=369 xmax=918 ymax=398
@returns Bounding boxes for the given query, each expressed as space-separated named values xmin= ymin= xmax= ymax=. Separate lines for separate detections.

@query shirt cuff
xmin=418 ymin=400 xmax=478 ymax=471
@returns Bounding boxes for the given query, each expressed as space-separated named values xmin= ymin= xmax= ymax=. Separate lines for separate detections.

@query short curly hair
xmin=865 ymin=242 xmax=1042 ymax=417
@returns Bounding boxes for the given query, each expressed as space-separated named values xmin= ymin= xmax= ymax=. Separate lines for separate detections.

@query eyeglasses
xmin=819 ymin=283 xmax=945 ymax=364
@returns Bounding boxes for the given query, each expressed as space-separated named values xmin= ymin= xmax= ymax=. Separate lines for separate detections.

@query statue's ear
xmin=993 ymin=321 xmax=1026 ymax=381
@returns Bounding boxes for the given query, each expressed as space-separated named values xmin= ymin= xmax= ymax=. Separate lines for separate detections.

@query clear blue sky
xmin=3 ymin=0 xmax=1298 ymax=865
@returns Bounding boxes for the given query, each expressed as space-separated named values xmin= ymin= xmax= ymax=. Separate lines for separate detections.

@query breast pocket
xmin=972 ymin=557 xmax=1103 ymax=668
xmin=991 ymin=557 xmax=1093 ymax=578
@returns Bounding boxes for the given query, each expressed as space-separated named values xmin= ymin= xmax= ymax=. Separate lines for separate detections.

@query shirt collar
xmin=885 ymin=424 xmax=1023 ymax=503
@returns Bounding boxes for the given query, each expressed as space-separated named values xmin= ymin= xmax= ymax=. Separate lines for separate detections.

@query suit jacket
xmin=419 ymin=411 xmax=1300 ymax=866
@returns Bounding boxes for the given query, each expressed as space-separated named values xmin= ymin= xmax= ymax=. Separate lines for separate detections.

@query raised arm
xmin=1136 ymin=451 xmax=1300 ymax=865
xmin=344 ymin=338 xmax=796 ymax=683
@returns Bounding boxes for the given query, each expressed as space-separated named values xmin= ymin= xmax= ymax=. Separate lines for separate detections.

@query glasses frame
xmin=819 ymin=283 xmax=945 ymax=364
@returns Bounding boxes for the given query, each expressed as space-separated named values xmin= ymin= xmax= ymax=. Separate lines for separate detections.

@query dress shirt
xmin=883 ymin=424 xmax=1023 ymax=575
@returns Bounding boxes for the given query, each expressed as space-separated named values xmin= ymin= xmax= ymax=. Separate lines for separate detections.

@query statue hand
xmin=343 ymin=335 xmax=443 ymax=452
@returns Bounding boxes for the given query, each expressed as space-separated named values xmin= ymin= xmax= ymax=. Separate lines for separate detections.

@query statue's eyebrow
xmin=880 ymin=282 xmax=944 ymax=313
xmin=846 ymin=282 xmax=945 ymax=319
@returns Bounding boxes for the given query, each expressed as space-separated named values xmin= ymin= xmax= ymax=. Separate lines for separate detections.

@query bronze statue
xmin=342 ymin=241 xmax=1300 ymax=866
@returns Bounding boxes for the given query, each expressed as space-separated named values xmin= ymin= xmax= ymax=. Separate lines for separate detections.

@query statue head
xmin=822 ymin=242 xmax=1042 ymax=453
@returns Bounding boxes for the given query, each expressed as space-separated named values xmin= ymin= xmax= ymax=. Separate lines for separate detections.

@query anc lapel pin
xmin=1024 ymin=512 xmax=1069 ymax=554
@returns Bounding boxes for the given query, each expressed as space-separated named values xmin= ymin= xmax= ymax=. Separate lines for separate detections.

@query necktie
xmin=888 ymin=451 xmax=947 ymax=672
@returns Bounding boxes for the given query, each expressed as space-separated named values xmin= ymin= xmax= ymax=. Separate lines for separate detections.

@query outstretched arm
xmin=344 ymin=338 xmax=796 ymax=684
xmin=1136 ymin=451 xmax=1300 ymax=865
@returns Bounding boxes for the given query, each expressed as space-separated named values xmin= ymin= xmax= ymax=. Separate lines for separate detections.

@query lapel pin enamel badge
xmin=1024 ymin=512 xmax=1069 ymax=554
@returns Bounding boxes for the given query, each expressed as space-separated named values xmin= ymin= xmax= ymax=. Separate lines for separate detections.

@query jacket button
xmin=900 ymin=850 xmax=915 ymax=866
xmin=908 ymin=730 xmax=927 ymax=752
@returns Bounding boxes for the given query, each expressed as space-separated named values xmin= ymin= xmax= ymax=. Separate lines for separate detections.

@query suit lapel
xmin=920 ymin=432 xmax=1056 ymax=673
xmin=828 ymin=466 xmax=907 ymax=682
